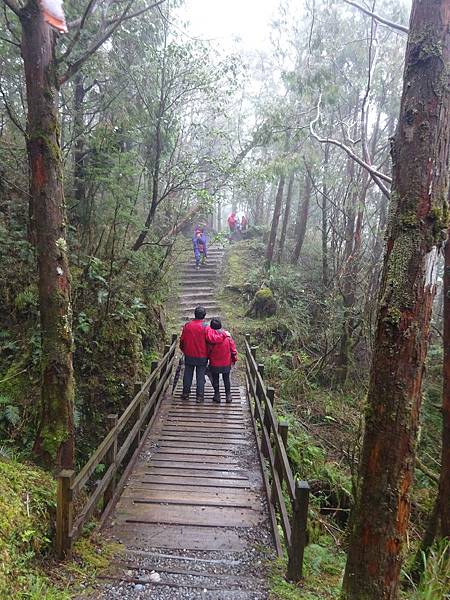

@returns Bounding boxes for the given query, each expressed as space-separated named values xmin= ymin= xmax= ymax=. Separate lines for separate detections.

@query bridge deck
xmin=88 ymin=382 xmax=275 ymax=599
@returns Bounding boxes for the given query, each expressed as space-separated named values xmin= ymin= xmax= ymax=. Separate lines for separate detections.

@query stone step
xmin=179 ymin=290 xmax=215 ymax=298
xmin=179 ymin=296 xmax=217 ymax=305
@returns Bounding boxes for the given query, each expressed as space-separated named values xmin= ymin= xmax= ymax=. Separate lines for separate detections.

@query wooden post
xmin=251 ymin=345 xmax=258 ymax=360
xmin=134 ymin=382 xmax=143 ymax=442
xmin=56 ymin=469 xmax=74 ymax=559
xmin=255 ymin=363 xmax=265 ymax=422
xmin=287 ymin=480 xmax=310 ymax=582
xmin=103 ymin=413 xmax=118 ymax=511
xmin=160 ymin=343 xmax=171 ymax=379
xmin=271 ymin=420 xmax=289 ymax=504
xmin=149 ymin=360 xmax=159 ymax=398
xmin=262 ymin=387 xmax=275 ymax=458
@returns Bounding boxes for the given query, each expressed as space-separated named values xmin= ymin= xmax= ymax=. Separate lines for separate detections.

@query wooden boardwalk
xmin=86 ymin=381 xmax=275 ymax=599
xmin=81 ymin=246 xmax=275 ymax=599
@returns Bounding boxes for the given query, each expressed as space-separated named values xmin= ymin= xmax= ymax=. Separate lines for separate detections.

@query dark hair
xmin=210 ymin=317 xmax=222 ymax=330
xmin=194 ymin=306 xmax=206 ymax=319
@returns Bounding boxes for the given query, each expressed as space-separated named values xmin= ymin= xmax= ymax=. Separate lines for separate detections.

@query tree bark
xmin=440 ymin=235 xmax=450 ymax=539
xmin=291 ymin=170 xmax=311 ymax=264
xmin=276 ymin=174 xmax=294 ymax=263
xmin=342 ymin=2 xmax=450 ymax=598
xmin=265 ymin=175 xmax=285 ymax=268
xmin=73 ymin=73 xmax=88 ymax=237
xmin=20 ymin=1 xmax=75 ymax=470
xmin=322 ymin=144 xmax=329 ymax=287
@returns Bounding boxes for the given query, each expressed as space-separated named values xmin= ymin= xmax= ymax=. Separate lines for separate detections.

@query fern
xmin=1 ymin=403 xmax=20 ymax=426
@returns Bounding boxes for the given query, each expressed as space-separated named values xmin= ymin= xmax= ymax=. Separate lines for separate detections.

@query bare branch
xmin=0 ymin=82 xmax=25 ymax=135
xmin=59 ymin=0 xmax=167 ymax=84
xmin=57 ymin=0 xmax=99 ymax=64
xmin=343 ymin=0 xmax=409 ymax=34
xmin=1 ymin=0 xmax=20 ymax=17
xmin=0 ymin=34 xmax=20 ymax=47
xmin=310 ymin=95 xmax=392 ymax=197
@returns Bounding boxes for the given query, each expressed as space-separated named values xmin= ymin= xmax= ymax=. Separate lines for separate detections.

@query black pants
xmin=211 ymin=370 xmax=231 ymax=395
xmin=183 ymin=363 xmax=206 ymax=397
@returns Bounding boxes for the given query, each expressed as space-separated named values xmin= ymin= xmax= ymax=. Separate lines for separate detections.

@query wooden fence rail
xmin=56 ymin=335 xmax=178 ymax=558
xmin=245 ymin=336 xmax=309 ymax=582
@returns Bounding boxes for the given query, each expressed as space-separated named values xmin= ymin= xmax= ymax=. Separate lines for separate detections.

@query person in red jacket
xmin=206 ymin=318 xmax=238 ymax=403
xmin=180 ymin=306 xmax=208 ymax=402
xmin=227 ymin=212 xmax=237 ymax=233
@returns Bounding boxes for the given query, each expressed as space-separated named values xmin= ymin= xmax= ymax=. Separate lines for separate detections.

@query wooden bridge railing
xmin=56 ymin=334 xmax=178 ymax=558
xmin=245 ymin=335 xmax=310 ymax=582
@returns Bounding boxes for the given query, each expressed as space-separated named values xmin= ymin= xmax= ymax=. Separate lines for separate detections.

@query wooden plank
xmin=149 ymin=452 xmax=231 ymax=462
xmin=162 ymin=424 xmax=246 ymax=432
xmin=166 ymin=416 xmax=244 ymax=424
xmin=114 ymin=503 xmax=263 ymax=527
xmin=161 ymin=428 xmax=246 ymax=437
xmin=118 ymin=488 xmax=259 ymax=508
xmin=165 ymin=420 xmax=245 ymax=428
xmin=142 ymin=460 xmax=242 ymax=471
xmin=106 ymin=524 xmax=245 ymax=551
xmin=139 ymin=475 xmax=250 ymax=487
xmin=140 ymin=468 xmax=249 ymax=480
xmin=156 ymin=442 xmax=242 ymax=451
xmin=158 ymin=437 xmax=247 ymax=447
xmin=137 ymin=479 xmax=252 ymax=491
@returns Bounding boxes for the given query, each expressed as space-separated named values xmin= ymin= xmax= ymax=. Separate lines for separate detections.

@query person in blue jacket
xmin=193 ymin=228 xmax=207 ymax=270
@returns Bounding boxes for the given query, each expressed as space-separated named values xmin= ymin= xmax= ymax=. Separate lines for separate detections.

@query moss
xmin=382 ymin=229 xmax=419 ymax=313
xmin=0 ymin=458 xmax=57 ymax=599
xmin=429 ymin=202 xmax=449 ymax=244
xmin=384 ymin=306 xmax=402 ymax=326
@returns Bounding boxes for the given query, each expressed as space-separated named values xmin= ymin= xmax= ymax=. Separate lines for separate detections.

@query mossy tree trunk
xmin=291 ymin=169 xmax=311 ymax=264
xmin=322 ymin=144 xmax=329 ymax=287
xmin=20 ymin=1 xmax=75 ymax=470
xmin=265 ymin=175 xmax=285 ymax=268
xmin=337 ymin=168 xmax=368 ymax=385
xmin=276 ymin=174 xmax=294 ymax=263
xmin=342 ymin=2 xmax=450 ymax=599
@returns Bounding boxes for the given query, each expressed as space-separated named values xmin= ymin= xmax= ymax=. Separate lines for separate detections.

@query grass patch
xmin=269 ymin=540 xmax=345 ymax=599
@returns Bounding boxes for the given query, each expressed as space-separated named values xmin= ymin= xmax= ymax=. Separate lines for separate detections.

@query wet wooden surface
xmin=103 ymin=380 xmax=269 ymax=553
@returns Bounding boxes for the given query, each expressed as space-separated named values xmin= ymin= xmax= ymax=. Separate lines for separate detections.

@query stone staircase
xmin=178 ymin=245 xmax=225 ymax=323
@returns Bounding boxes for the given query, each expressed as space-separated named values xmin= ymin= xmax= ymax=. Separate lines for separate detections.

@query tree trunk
xmin=291 ymin=170 xmax=311 ymax=264
xmin=440 ymin=234 xmax=450 ymax=539
xmin=322 ymin=145 xmax=329 ymax=287
xmin=21 ymin=1 xmax=75 ymax=470
xmin=73 ymin=73 xmax=88 ymax=238
xmin=265 ymin=175 xmax=285 ymax=268
xmin=276 ymin=174 xmax=294 ymax=263
xmin=342 ymin=2 xmax=450 ymax=599
xmin=337 ymin=168 xmax=368 ymax=384
xmin=414 ymin=233 xmax=450 ymax=577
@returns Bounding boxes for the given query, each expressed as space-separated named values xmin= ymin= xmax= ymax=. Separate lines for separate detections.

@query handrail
xmin=245 ymin=335 xmax=310 ymax=582
xmin=56 ymin=335 xmax=178 ymax=558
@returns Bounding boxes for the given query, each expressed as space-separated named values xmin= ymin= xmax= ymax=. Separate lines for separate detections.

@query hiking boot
xmin=196 ymin=394 xmax=204 ymax=403
xmin=213 ymin=391 xmax=221 ymax=403
xmin=225 ymin=394 xmax=232 ymax=404
xmin=181 ymin=393 xmax=189 ymax=401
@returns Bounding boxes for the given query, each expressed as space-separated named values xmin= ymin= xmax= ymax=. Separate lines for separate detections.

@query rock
xmin=246 ymin=287 xmax=277 ymax=318
xmin=149 ymin=572 xmax=161 ymax=583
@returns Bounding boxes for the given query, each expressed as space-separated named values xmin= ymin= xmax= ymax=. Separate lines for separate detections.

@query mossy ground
xmin=0 ymin=458 xmax=120 ymax=599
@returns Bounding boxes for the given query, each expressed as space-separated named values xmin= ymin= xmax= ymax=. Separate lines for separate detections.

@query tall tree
xmin=291 ymin=169 xmax=311 ymax=264
xmin=1 ymin=0 xmax=163 ymax=469
xmin=342 ymin=2 xmax=450 ymax=599
xmin=265 ymin=174 xmax=285 ymax=268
